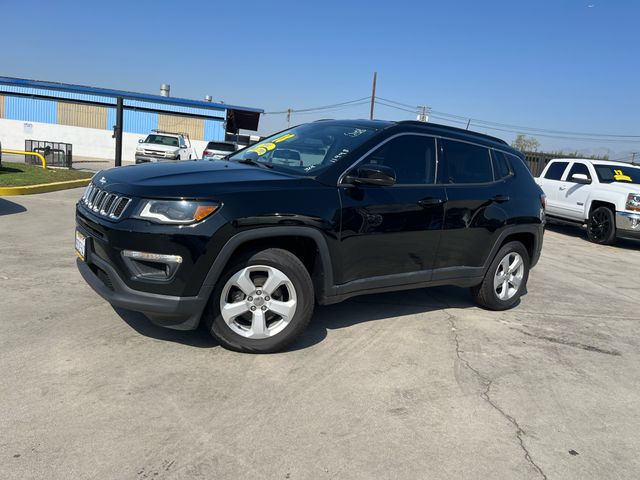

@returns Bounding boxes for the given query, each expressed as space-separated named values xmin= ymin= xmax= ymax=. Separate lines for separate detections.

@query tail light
xmin=203 ymin=150 xmax=207 ymax=156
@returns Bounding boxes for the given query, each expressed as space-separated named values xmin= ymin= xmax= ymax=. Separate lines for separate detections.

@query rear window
xmin=441 ymin=139 xmax=493 ymax=184
xmin=544 ymin=161 xmax=569 ymax=180
xmin=206 ymin=142 xmax=236 ymax=153
xmin=492 ymin=150 xmax=513 ymax=179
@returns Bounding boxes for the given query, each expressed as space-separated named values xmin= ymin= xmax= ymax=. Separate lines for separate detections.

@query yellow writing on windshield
xmin=614 ymin=169 xmax=632 ymax=182
xmin=247 ymin=134 xmax=296 ymax=156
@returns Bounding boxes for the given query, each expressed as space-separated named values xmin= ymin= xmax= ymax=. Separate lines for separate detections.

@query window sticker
xmin=247 ymin=134 xmax=296 ymax=156
xmin=331 ymin=148 xmax=350 ymax=163
xmin=614 ymin=169 xmax=632 ymax=182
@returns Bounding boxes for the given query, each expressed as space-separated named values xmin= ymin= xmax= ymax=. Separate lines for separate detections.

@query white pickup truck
xmin=135 ymin=130 xmax=194 ymax=164
xmin=536 ymin=159 xmax=640 ymax=244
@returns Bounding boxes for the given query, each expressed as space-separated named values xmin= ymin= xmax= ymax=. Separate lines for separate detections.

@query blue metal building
xmin=0 ymin=76 xmax=262 ymax=142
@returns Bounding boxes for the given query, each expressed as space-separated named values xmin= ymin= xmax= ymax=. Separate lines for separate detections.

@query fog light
xmin=121 ymin=250 xmax=182 ymax=281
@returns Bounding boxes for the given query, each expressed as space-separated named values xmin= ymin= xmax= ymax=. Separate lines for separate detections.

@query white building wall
xmin=0 ymin=118 xmax=209 ymax=162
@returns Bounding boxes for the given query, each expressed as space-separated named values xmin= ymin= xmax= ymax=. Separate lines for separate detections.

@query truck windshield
xmin=144 ymin=135 xmax=179 ymax=147
xmin=228 ymin=123 xmax=378 ymax=175
xmin=594 ymin=164 xmax=640 ymax=184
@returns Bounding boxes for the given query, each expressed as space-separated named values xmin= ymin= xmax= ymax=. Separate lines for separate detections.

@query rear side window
xmin=567 ymin=163 xmax=591 ymax=182
xmin=441 ymin=139 xmax=493 ymax=184
xmin=363 ymin=135 xmax=436 ymax=184
xmin=544 ymin=161 xmax=569 ymax=180
xmin=492 ymin=150 xmax=513 ymax=179
xmin=207 ymin=142 xmax=236 ymax=152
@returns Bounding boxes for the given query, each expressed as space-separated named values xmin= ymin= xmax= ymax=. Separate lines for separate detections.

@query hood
xmin=137 ymin=143 xmax=180 ymax=152
xmin=94 ymin=160 xmax=309 ymax=198
xmin=601 ymin=182 xmax=640 ymax=195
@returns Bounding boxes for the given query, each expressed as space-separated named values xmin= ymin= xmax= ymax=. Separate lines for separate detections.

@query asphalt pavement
xmin=1 ymin=189 xmax=639 ymax=479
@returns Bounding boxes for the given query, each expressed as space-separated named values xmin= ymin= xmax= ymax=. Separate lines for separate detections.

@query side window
xmin=363 ymin=135 xmax=436 ymax=184
xmin=567 ymin=162 xmax=591 ymax=182
xmin=492 ymin=150 xmax=513 ymax=179
xmin=441 ymin=139 xmax=493 ymax=184
xmin=543 ymin=161 xmax=569 ymax=180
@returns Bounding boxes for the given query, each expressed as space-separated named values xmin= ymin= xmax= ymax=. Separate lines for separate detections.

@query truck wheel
xmin=471 ymin=241 xmax=530 ymax=311
xmin=587 ymin=206 xmax=616 ymax=245
xmin=204 ymin=248 xmax=314 ymax=353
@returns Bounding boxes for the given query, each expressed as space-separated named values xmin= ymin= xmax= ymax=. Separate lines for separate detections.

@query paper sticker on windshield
xmin=247 ymin=134 xmax=295 ymax=156
xmin=614 ymin=169 xmax=632 ymax=182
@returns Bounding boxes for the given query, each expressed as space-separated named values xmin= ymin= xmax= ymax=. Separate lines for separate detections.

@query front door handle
xmin=559 ymin=185 xmax=567 ymax=191
xmin=418 ymin=197 xmax=445 ymax=207
xmin=491 ymin=194 xmax=510 ymax=203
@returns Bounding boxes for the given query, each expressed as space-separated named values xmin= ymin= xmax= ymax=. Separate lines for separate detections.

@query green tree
xmin=512 ymin=134 xmax=540 ymax=152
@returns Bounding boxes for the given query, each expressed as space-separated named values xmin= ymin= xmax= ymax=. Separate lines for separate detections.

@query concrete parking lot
xmin=1 ymin=189 xmax=639 ymax=480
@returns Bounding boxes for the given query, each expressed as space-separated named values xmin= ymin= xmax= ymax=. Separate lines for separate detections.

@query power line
xmin=263 ymin=97 xmax=370 ymax=115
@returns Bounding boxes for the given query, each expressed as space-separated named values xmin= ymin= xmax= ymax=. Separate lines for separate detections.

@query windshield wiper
xmin=236 ymin=158 xmax=273 ymax=169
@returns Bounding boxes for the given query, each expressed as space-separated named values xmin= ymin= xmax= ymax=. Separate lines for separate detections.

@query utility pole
xmin=114 ymin=97 xmax=124 ymax=167
xmin=417 ymin=105 xmax=430 ymax=122
xmin=631 ymin=152 xmax=638 ymax=165
xmin=286 ymin=108 xmax=292 ymax=128
xmin=369 ymin=71 xmax=377 ymax=120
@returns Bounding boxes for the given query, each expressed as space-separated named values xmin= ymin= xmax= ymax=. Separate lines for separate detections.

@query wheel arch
xmin=483 ymin=225 xmax=543 ymax=271
xmin=201 ymin=227 xmax=335 ymax=301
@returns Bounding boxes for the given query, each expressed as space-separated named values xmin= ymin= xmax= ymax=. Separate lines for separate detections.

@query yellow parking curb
xmin=0 ymin=178 xmax=91 ymax=195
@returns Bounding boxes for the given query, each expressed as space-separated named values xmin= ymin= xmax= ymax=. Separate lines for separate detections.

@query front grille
xmin=81 ymin=183 xmax=131 ymax=220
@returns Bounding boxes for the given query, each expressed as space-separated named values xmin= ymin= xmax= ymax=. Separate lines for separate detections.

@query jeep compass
xmin=76 ymin=120 xmax=545 ymax=353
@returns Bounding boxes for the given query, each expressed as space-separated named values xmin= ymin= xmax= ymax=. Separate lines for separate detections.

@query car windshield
xmin=144 ymin=135 xmax=179 ymax=147
xmin=594 ymin=164 xmax=640 ymax=184
xmin=207 ymin=142 xmax=236 ymax=152
xmin=227 ymin=123 xmax=378 ymax=175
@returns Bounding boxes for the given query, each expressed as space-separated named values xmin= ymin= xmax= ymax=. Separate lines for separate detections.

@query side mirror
xmin=571 ymin=173 xmax=591 ymax=184
xmin=138 ymin=139 xmax=144 ymax=143
xmin=345 ymin=164 xmax=396 ymax=186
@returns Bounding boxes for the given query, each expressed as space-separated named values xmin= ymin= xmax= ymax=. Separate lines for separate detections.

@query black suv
xmin=76 ymin=120 xmax=545 ymax=353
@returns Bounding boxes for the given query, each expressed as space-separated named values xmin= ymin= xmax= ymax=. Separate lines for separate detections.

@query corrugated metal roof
xmin=0 ymin=76 xmax=262 ymax=114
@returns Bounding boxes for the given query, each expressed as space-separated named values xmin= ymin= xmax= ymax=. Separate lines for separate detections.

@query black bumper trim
xmin=77 ymin=256 xmax=208 ymax=330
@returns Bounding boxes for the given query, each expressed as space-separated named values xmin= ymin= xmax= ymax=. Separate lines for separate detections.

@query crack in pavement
xmin=513 ymin=328 xmax=621 ymax=356
xmin=446 ymin=310 xmax=548 ymax=480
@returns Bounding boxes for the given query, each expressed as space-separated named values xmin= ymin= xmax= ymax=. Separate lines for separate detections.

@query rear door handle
xmin=418 ymin=197 xmax=445 ymax=207
xmin=491 ymin=195 xmax=510 ymax=203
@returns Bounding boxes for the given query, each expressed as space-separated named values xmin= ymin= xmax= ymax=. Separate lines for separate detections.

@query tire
xmin=587 ymin=206 xmax=616 ymax=245
xmin=471 ymin=241 xmax=530 ymax=311
xmin=204 ymin=248 xmax=314 ymax=353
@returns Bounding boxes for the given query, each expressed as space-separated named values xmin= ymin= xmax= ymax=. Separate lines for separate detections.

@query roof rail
xmin=395 ymin=120 xmax=508 ymax=145
xmin=313 ymin=118 xmax=335 ymax=122
xmin=151 ymin=129 xmax=190 ymax=139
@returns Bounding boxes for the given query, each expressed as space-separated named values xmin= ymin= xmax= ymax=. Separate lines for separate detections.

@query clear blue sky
xmin=1 ymin=0 xmax=639 ymax=157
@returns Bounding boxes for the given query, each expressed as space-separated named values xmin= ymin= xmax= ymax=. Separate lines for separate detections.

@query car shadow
xmin=113 ymin=285 xmax=476 ymax=351
xmin=0 ymin=198 xmax=27 ymax=216
xmin=545 ymin=222 xmax=640 ymax=251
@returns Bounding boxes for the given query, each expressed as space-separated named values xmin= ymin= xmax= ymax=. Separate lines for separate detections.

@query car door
xmin=434 ymin=139 xmax=506 ymax=274
xmin=337 ymin=134 xmax=446 ymax=285
xmin=537 ymin=160 xmax=570 ymax=216
xmin=556 ymin=161 xmax=592 ymax=220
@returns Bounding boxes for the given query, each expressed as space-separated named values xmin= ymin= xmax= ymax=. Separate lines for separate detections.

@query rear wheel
xmin=204 ymin=248 xmax=314 ymax=353
xmin=471 ymin=241 xmax=530 ymax=310
xmin=587 ymin=206 xmax=616 ymax=245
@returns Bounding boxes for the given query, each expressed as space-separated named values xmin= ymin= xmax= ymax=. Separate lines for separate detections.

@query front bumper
xmin=77 ymin=255 xmax=207 ymax=330
xmin=616 ymin=211 xmax=640 ymax=238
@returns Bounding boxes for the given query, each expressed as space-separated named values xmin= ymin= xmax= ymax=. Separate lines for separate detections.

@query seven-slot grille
xmin=81 ymin=183 xmax=131 ymax=220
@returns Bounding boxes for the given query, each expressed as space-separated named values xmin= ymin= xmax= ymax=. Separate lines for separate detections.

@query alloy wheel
xmin=220 ymin=265 xmax=297 ymax=339
xmin=493 ymin=252 xmax=524 ymax=301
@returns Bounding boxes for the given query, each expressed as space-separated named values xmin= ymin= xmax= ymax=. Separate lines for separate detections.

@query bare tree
xmin=512 ymin=134 xmax=540 ymax=152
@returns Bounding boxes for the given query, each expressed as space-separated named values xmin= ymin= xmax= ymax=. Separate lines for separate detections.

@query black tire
xmin=471 ymin=241 xmax=530 ymax=311
xmin=587 ymin=206 xmax=616 ymax=245
xmin=204 ymin=248 xmax=314 ymax=353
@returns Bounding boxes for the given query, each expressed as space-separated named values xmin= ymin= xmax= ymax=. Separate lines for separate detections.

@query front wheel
xmin=471 ymin=241 xmax=530 ymax=311
xmin=204 ymin=248 xmax=314 ymax=353
xmin=587 ymin=206 xmax=616 ymax=245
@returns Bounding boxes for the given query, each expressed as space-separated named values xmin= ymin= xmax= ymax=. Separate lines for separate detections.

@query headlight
xmin=166 ymin=152 xmax=179 ymax=159
xmin=136 ymin=147 xmax=144 ymax=152
xmin=626 ymin=193 xmax=640 ymax=212
xmin=136 ymin=200 xmax=219 ymax=224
